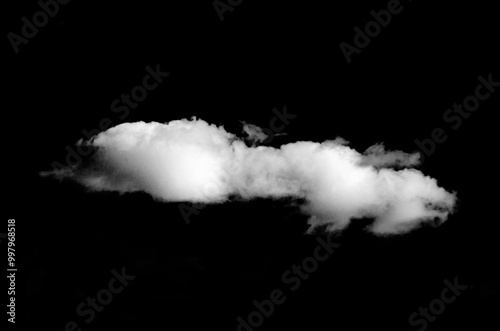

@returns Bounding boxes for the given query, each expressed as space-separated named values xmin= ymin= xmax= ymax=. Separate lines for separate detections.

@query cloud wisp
xmin=41 ymin=118 xmax=457 ymax=234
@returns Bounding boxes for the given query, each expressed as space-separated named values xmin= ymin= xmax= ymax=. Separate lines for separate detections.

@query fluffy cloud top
xmin=42 ymin=118 xmax=457 ymax=234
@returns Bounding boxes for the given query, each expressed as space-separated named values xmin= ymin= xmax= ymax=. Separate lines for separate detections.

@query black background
xmin=4 ymin=0 xmax=499 ymax=330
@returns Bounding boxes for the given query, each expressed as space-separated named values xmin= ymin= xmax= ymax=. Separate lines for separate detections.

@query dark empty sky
xmin=4 ymin=1 xmax=499 ymax=330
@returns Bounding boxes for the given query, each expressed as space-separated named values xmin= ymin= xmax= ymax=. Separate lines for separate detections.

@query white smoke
xmin=241 ymin=122 xmax=268 ymax=144
xmin=42 ymin=117 xmax=457 ymax=234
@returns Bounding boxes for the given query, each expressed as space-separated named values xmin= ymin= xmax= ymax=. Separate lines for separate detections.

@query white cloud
xmin=41 ymin=117 xmax=457 ymax=234
xmin=241 ymin=122 xmax=269 ymax=144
